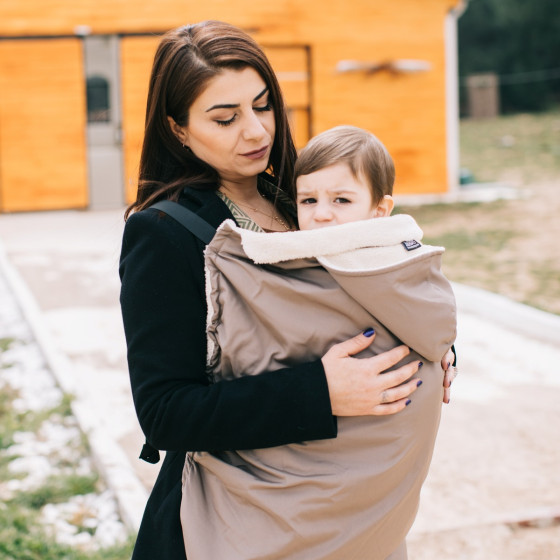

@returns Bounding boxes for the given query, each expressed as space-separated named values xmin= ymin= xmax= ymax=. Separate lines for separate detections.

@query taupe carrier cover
xmin=181 ymin=215 xmax=457 ymax=560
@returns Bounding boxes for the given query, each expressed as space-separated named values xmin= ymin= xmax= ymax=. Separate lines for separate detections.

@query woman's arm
xmin=119 ymin=209 xmax=337 ymax=452
xmin=120 ymin=208 xmax=423 ymax=452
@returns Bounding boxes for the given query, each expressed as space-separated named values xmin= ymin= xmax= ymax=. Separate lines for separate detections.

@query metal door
xmin=84 ymin=35 xmax=124 ymax=209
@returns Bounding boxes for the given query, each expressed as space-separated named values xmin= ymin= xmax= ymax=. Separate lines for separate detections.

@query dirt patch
xmin=408 ymin=524 xmax=560 ymax=560
xmin=399 ymin=156 xmax=560 ymax=558
xmin=399 ymin=178 xmax=560 ymax=315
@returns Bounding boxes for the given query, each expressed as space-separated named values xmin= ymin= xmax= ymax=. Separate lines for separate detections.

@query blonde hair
xmin=294 ymin=126 xmax=395 ymax=203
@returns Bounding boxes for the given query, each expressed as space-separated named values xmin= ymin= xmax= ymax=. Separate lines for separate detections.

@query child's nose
xmin=313 ymin=204 xmax=333 ymax=221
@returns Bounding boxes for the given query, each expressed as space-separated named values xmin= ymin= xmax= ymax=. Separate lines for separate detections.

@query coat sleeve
xmin=119 ymin=209 xmax=337 ymax=452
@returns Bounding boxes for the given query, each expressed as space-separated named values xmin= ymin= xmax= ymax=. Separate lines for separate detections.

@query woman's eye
xmin=254 ymin=102 xmax=273 ymax=113
xmin=216 ymin=115 xmax=237 ymax=127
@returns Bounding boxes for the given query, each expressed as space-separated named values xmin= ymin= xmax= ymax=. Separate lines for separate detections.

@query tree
xmin=458 ymin=0 xmax=560 ymax=113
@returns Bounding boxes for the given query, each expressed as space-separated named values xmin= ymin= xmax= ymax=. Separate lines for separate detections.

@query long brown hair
xmin=125 ymin=21 xmax=297 ymax=219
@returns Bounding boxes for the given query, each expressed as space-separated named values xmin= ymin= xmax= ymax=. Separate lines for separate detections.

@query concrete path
xmin=0 ymin=208 xmax=559 ymax=557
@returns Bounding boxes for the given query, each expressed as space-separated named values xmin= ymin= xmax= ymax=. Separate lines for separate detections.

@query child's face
xmin=296 ymin=163 xmax=393 ymax=230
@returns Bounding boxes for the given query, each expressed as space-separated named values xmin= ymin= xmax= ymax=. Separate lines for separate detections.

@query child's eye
xmin=298 ymin=198 xmax=316 ymax=205
xmin=216 ymin=114 xmax=237 ymax=127
xmin=334 ymin=197 xmax=352 ymax=204
xmin=254 ymin=102 xmax=273 ymax=113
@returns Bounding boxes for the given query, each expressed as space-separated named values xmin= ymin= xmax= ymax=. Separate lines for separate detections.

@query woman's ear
xmin=167 ymin=116 xmax=188 ymax=146
xmin=374 ymin=195 xmax=394 ymax=217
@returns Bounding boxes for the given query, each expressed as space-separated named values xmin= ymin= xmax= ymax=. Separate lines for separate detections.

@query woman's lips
xmin=241 ymin=145 xmax=269 ymax=160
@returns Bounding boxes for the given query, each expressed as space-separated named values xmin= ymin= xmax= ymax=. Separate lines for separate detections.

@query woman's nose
xmin=242 ymin=112 xmax=267 ymax=140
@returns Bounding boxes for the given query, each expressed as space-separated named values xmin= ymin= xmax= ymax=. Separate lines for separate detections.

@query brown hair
xmin=294 ymin=125 xmax=395 ymax=203
xmin=125 ymin=21 xmax=297 ymax=219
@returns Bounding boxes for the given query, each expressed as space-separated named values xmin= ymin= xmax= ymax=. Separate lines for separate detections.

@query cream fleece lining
xmin=213 ymin=214 xmax=444 ymax=271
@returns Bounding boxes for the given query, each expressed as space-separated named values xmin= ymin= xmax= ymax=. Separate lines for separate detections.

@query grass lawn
xmin=0 ymin=332 xmax=135 ymax=560
xmin=396 ymin=107 xmax=560 ymax=315
xmin=459 ymin=108 xmax=560 ymax=183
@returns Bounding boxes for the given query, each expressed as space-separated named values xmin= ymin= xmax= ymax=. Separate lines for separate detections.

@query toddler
xmin=182 ymin=125 xmax=457 ymax=560
xmin=296 ymin=125 xmax=395 ymax=230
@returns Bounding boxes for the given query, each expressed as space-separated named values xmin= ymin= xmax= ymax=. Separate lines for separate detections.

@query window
xmin=86 ymin=76 xmax=110 ymax=122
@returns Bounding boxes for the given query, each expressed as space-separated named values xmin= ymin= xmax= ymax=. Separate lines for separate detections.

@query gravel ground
xmin=0 ymin=208 xmax=559 ymax=559
xmin=0 ymin=268 xmax=130 ymax=552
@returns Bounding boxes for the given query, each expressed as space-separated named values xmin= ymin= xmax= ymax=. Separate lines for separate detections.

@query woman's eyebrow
xmin=253 ymin=87 xmax=269 ymax=102
xmin=205 ymin=87 xmax=269 ymax=112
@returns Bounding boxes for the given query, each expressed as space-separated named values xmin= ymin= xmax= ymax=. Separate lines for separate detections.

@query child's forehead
xmin=296 ymin=162 xmax=370 ymax=191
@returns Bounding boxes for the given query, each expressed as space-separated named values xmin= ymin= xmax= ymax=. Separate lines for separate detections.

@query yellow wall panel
xmin=0 ymin=0 xmax=462 ymax=209
xmin=263 ymin=46 xmax=309 ymax=109
xmin=121 ymin=35 xmax=161 ymax=204
xmin=302 ymin=6 xmax=451 ymax=194
xmin=0 ymin=39 xmax=88 ymax=212
xmin=262 ymin=46 xmax=310 ymax=148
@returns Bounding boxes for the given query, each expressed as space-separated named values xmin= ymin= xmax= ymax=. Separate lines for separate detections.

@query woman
xmin=119 ymin=20 xmax=455 ymax=559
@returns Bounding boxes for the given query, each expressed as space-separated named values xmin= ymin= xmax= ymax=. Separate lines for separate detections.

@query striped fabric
xmin=216 ymin=190 xmax=264 ymax=233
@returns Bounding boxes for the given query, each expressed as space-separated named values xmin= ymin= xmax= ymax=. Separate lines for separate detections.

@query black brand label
xmin=402 ymin=240 xmax=421 ymax=251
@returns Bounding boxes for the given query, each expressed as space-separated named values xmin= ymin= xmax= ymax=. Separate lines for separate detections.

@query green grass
xmin=396 ymin=200 xmax=507 ymax=225
xmin=0 ymin=384 xmax=135 ymax=559
xmin=0 ymin=515 xmax=136 ymax=560
xmin=460 ymin=108 xmax=560 ymax=183
xmin=14 ymin=473 xmax=100 ymax=509
xmin=396 ymin=106 xmax=560 ymax=315
xmin=0 ymin=337 xmax=135 ymax=559
xmin=0 ymin=337 xmax=16 ymax=370
xmin=0 ymin=337 xmax=15 ymax=352
xmin=424 ymin=228 xmax=516 ymax=253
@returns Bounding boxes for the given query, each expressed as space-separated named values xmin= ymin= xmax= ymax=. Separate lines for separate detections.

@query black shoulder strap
xmin=139 ymin=200 xmax=217 ymax=464
xmin=150 ymin=200 xmax=216 ymax=244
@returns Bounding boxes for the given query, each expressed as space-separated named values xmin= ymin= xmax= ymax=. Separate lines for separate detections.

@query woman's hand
xmin=321 ymin=329 xmax=422 ymax=417
xmin=441 ymin=348 xmax=457 ymax=404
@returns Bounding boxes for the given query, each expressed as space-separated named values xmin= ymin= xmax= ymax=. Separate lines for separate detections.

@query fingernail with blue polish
xmin=417 ymin=380 xmax=423 ymax=387
xmin=418 ymin=361 xmax=424 ymax=368
xmin=405 ymin=399 xmax=412 ymax=406
xmin=363 ymin=328 xmax=375 ymax=337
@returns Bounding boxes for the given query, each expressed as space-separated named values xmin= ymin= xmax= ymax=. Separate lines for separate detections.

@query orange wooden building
xmin=0 ymin=0 xmax=466 ymax=213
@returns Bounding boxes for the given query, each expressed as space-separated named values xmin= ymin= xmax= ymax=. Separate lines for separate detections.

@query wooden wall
xmin=0 ymin=39 xmax=88 ymax=212
xmin=0 ymin=0 xmax=461 ymax=211
xmin=121 ymin=36 xmax=161 ymax=205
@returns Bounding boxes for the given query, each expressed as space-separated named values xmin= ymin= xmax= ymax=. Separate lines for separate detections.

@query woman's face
xmin=169 ymin=67 xmax=275 ymax=189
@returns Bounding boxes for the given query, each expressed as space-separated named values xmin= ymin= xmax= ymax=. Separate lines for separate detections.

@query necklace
xmin=230 ymin=195 xmax=291 ymax=231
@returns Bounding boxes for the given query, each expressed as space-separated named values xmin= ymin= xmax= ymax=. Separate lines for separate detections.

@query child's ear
xmin=374 ymin=195 xmax=394 ymax=217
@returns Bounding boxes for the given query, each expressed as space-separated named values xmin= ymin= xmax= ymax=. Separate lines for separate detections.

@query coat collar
xmin=179 ymin=187 xmax=234 ymax=230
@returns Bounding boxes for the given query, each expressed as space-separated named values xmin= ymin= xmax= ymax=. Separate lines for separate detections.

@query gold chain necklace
xmin=231 ymin=196 xmax=291 ymax=231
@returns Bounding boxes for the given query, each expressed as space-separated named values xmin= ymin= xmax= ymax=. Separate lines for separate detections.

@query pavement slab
xmin=0 ymin=208 xmax=559 ymax=558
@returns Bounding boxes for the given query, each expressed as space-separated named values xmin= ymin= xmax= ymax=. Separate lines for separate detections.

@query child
xmin=295 ymin=125 xmax=396 ymax=230
xmin=181 ymin=126 xmax=457 ymax=560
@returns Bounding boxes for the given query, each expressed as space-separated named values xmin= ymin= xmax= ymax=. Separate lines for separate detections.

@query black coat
xmin=119 ymin=188 xmax=337 ymax=559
